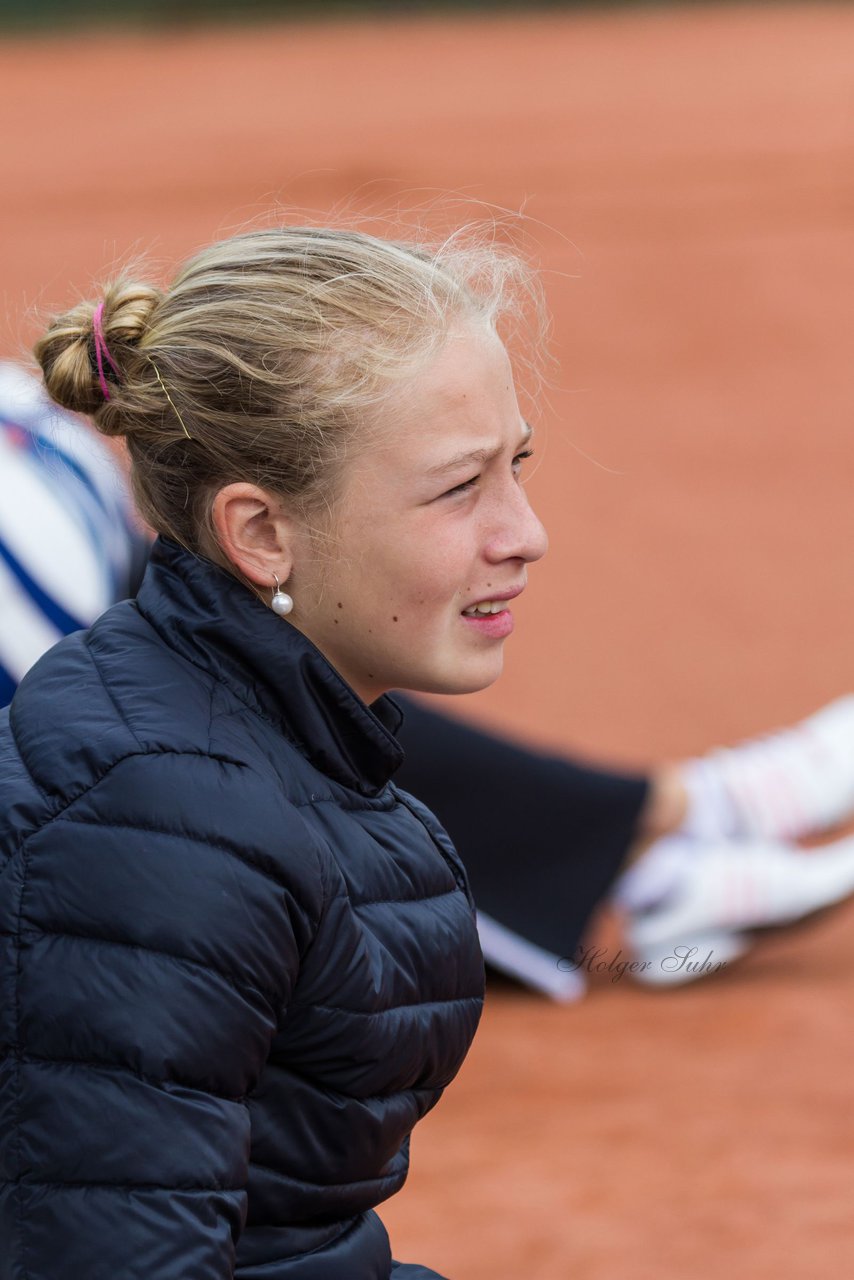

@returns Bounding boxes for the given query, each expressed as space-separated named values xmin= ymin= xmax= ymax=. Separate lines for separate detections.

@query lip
xmin=459 ymin=584 xmax=523 ymax=641
xmin=460 ymin=584 xmax=525 ymax=614
xmin=461 ymin=609 xmax=515 ymax=639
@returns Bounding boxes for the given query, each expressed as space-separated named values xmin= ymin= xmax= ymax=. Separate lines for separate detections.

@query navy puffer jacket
xmin=0 ymin=536 xmax=485 ymax=1280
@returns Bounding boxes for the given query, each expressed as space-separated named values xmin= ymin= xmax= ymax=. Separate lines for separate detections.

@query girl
xmin=3 ymin=362 xmax=854 ymax=1015
xmin=0 ymin=226 xmax=547 ymax=1280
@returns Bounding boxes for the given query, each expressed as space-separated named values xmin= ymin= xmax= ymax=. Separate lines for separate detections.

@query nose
xmin=483 ymin=481 xmax=549 ymax=566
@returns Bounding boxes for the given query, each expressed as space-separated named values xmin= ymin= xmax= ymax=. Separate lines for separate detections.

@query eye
xmin=512 ymin=447 xmax=534 ymax=477
xmin=441 ymin=473 xmax=480 ymax=498
xmin=436 ymin=447 xmax=535 ymax=501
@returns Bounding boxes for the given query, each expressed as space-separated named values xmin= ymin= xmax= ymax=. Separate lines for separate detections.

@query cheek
xmin=404 ymin=523 xmax=474 ymax=596
xmin=342 ymin=514 xmax=473 ymax=623
xmin=360 ymin=567 xmax=459 ymax=641
xmin=393 ymin=561 xmax=463 ymax=618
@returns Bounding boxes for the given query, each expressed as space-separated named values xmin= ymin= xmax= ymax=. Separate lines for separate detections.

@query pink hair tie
xmin=92 ymin=301 xmax=120 ymax=401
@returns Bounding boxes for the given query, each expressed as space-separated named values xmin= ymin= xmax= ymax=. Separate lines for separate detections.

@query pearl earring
xmin=271 ymin=573 xmax=294 ymax=617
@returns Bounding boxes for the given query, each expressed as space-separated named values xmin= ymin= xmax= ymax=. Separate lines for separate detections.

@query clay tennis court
xmin=2 ymin=2 xmax=853 ymax=1274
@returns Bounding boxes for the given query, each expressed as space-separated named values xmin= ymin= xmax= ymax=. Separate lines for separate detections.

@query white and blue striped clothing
xmin=0 ymin=364 xmax=143 ymax=706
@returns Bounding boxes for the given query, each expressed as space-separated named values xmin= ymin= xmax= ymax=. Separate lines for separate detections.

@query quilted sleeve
xmin=0 ymin=749 xmax=323 ymax=1280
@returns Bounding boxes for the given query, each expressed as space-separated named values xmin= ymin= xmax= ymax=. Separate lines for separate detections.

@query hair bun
xmin=34 ymin=279 xmax=164 ymax=431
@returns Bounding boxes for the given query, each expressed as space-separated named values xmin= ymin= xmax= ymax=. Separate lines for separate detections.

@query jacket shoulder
xmin=3 ymin=607 xmax=327 ymax=937
xmin=5 ymin=598 xmax=234 ymax=806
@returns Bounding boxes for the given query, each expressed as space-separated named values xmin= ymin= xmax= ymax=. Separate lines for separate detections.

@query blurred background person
xmin=0 ymin=363 xmax=147 ymax=703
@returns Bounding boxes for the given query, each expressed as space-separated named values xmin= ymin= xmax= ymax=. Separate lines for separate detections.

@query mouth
xmin=460 ymin=586 xmax=523 ymax=639
xmin=461 ymin=600 xmax=510 ymax=617
xmin=461 ymin=586 xmax=524 ymax=617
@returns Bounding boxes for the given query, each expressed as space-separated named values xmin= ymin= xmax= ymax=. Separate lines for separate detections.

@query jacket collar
xmin=136 ymin=536 xmax=404 ymax=795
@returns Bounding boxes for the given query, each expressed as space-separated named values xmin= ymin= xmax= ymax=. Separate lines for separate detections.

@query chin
xmin=412 ymin=655 xmax=505 ymax=697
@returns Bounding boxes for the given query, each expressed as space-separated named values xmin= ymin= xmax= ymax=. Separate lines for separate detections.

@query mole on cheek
xmin=337 ymin=602 xmax=343 ymax=609
xmin=392 ymin=616 xmax=398 ymax=622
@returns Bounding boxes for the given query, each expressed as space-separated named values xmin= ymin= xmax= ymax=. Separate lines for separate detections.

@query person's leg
xmin=634 ymin=695 xmax=854 ymax=848
xmin=614 ymin=828 xmax=854 ymax=985
xmin=396 ymin=693 xmax=854 ymax=995
xmin=615 ymin=699 xmax=854 ymax=984
xmin=394 ymin=694 xmax=649 ymax=993
xmin=635 ymin=766 xmax=689 ymax=840
xmin=676 ymin=696 xmax=854 ymax=842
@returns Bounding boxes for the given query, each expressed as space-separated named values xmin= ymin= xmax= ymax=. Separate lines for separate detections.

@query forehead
xmin=369 ymin=325 xmax=520 ymax=465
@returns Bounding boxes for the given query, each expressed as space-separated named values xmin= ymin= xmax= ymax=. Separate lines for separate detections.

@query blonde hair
xmin=35 ymin=225 xmax=544 ymax=558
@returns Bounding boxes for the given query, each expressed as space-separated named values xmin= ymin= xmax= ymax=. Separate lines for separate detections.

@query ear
xmin=211 ymin=483 xmax=296 ymax=589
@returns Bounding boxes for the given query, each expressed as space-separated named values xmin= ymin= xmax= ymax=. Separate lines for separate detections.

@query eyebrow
xmin=426 ymin=422 xmax=534 ymax=479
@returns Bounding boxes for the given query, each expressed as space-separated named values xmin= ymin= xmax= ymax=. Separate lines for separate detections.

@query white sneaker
xmin=616 ymin=834 xmax=854 ymax=986
xmin=629 ymin=930 xmax=752 ymax=988
xmin=686 ymin=695 xmax=854 ymax=841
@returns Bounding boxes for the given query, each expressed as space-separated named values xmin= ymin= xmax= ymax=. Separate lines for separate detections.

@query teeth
xmin=463 ymin=600 xmax=506 ymax=615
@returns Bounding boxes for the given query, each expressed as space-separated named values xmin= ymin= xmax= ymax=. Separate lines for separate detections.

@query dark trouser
xmin=394 ymin=696 xmax=650 ymax=962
